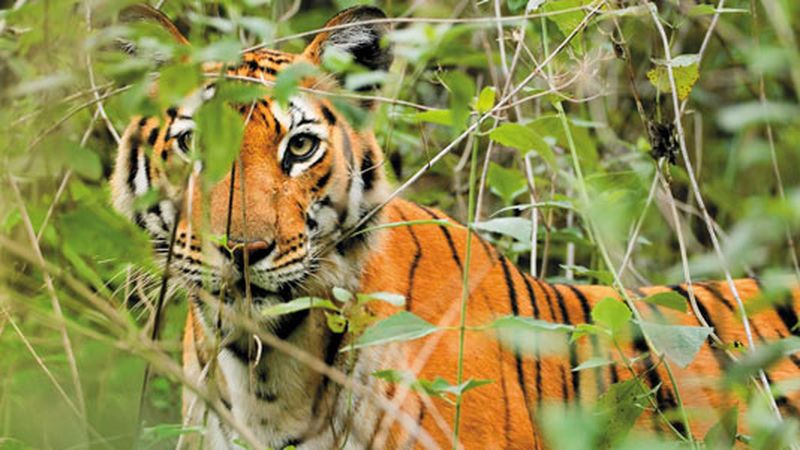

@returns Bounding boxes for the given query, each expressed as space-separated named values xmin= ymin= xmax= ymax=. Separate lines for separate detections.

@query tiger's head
xmin=110 ymin=6 xmax=393 ymax=326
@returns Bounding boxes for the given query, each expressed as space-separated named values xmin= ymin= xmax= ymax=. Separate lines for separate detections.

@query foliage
xmin=1 ymin=0 xmax=799 ymax=448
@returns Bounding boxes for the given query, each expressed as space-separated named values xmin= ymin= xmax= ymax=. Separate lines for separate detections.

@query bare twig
xmin=645 ymin=1 xmax=786 ymax=424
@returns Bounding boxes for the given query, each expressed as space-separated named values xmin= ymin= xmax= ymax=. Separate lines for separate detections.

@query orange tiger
xmin=110 ymin=5 xmax=800 ymax=449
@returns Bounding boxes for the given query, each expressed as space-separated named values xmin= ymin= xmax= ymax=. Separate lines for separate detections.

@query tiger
xmin=109 ymin=5 xmax=800 ymax=449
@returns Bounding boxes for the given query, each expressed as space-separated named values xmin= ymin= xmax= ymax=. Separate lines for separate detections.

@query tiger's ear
xmin=303 ymin=6 xmax=393 ymax=73
xmin=118 ymin=4 xmax=189 ymax=55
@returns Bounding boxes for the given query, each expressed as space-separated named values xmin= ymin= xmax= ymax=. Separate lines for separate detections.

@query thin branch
xmin=645 ymin=1 xmax=786 ymax=425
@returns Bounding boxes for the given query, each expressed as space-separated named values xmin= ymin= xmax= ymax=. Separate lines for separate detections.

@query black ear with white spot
xmin=304 ymin=6 xmax=393 ymax=74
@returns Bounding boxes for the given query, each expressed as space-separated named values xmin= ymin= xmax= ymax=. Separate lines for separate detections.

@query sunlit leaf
xmin=638 ymin=321 xmax=713 ymax=367
xmin=475 ymin=86 xmax=496 ymax=113
xmin=640 ymin=291 xmax=687 ymax=313
xmin=595 ymin=379 xmax=648 ymax=448
xmin=346 ymin=311 xmax=439 ymax=351
xmin=646 ymin=54 xmax=700 ymax=101
xmin=591 ymin=297 xmax=631 ymax=334
xmin=474 ymin=217 xmax=532 ymax=243
xmin=260 ymin=297 xmax=339 ymax=318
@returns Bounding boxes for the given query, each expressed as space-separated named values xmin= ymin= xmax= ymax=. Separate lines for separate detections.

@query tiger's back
xmin=356 ymin=198 xmax=800 ymax=448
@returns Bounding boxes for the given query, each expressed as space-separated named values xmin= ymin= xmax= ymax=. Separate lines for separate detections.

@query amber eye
xmin=286 ymin=134 xmax=319 ymax=160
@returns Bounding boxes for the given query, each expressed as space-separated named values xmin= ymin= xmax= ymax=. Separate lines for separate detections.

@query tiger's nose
xmin=224 ymin=239 xmax=276 ymax=271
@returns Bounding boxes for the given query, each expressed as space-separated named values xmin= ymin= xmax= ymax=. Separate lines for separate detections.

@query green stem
xmin=554 ymin=101 xmax=695 ymax=445
xmin=452 ymin=134 xmax=479 ymax=448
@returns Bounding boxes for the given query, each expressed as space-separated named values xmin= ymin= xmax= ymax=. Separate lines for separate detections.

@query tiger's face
xmin=111 ymin=6 xmax=393 ymax=323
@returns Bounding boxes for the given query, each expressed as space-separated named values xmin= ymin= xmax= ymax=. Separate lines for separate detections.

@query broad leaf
xmin=489 ymin=123 xmax=556 ymax=170
xmin=260 ymin=297 xmax=339 ymax=317
xmin=595 ymin=379 xmax=648 ymax=448
xmin=646 ymin=54 xmax=700 ymax=101
xmin=357 ymin=292 xmax=406 ymax=307
xmin=475 ymin=86 xmax=496 ymax=113
xmin=592 ymin=297 xmax=631 ymax=334
xmin=638 ymin=321 xmax=713 ymax=367
xmin=346 ymin=311 xmax=439 ymax=351
xmin=474 ymin=217 xmax=532 ymax=243
xmin=273 ymin=62 xmax=318 ymax=106
xmin=641 ymin=291 xmax=687 ymax=313
xmin=197 ymin=97 xmax=244 ymax=183
xmin=572 ymin=356 xmax=613 ymax=372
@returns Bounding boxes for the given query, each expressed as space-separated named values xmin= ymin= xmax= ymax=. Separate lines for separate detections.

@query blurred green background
xmin=1 ymin=0 xmax=799 ymax=448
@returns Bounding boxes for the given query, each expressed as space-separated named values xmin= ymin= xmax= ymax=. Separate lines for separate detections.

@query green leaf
xmin=475 ymin=86 xmax=496 ymax=113
xmin=326 ymin=312 xmax=347 ymax=333
xmin=442 ymin=71 xmax=475 ymax=133
xmin=412 ymin=109 xmax=453 ymax=126
xmin=357 ymin=292 xmax=406 ymax=307
xmin=67 ymin=144 xmax=102 ymax=181
xmin=572 ymin=356 xmax=613 ymax=372
xmin=332 ymin=286 xmax=353 ymax=302
xmin=346 ymin=311 xmax=439 ymax=351
xmin=192 ymin=39 xmax=241 ymax=63
xmin=196 ymin=97 xmax=244 ymax=183
xmin=487 ymin=162 xmax=527 ymax=205
xmin=488 ymin=123 xmax=556 ymax=170
xmin=490 ymin=315 xmax=574 ymax=356
xmin=473 ymin=217 xmax=532 ymax=243
xmin=490 ymin=315 xmax=574 ymax=333
xmin=419 ymin=377 xmax=493 ymax=396
xmin=638 ymin=321 xmax=713 ymax=367
xmin=58 ymin=204 xmax=151 ymax=265
xmin=372 ymin=370 xmax=492 ymax=399
xmin=543 ymin=0 xmax=590 ymax=53
xmin=640 ymin=291 xmax=687 ymax=313
xmin=273 ymin=62 xmax=319 ymax=106
xmin=688 ymin=5 xmax=748 ymax=16
xmin=560 ymin=265 xmax=613 ymax=285
xmin=158 ymin=63 xmax=202 ymax=106
xmin=646 ymin=54 xmax=700 ymax=101
xmin=594 ymin=379 xmax=648 ymax=448
xmin=704 ymin=406 xmax=738 ymax=450
xmin=591 ymin=297 xmax=631 ymax=334
xmin=260 ymin=297 xmax=339 ymax=318
xmin=507 ymin=0 xmax=528 ymax=13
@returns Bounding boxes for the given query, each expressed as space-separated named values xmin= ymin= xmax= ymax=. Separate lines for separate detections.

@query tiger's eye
xmin=287 ymin=134 xmax=319 ymax=159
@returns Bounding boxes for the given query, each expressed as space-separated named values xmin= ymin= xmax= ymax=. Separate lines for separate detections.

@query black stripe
xmin=274 ymin=309 xmax=309 ymax=341
xmin=147 ymin=126 xmax=160 ymax=146
xmin=361 ymin=147 xmax=376 ymax=191
xmin=397 ymin=210 xmax=422 ymax=311
xmin=311 ymin=328 xmax=346 ymax=416
xmin=566 ymin=285 xmax=606 ymax=396
xmin=127 ymin=134 xmax=141 ymax=191
xmin=516 ymin=267 xmax=543 ymax=407
xmin=500 ymin=258 xmax=529 ymax=401
xmin=418 ymin=205 xmax=462 ymax=271
xmin=536 ymin=279 xmax=559 ymax=404
xmin=552 ymin=285 xmax=579 ymax=399
xmin=321 ymin=105 xmax=337 ymax=125
xmin=312 ymin=169 xmax=332 ymax=193
xmin=699 ymin=282 xmax=767 ymax=341
xmin=775 ymin=294 xmax=800 ymax=337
